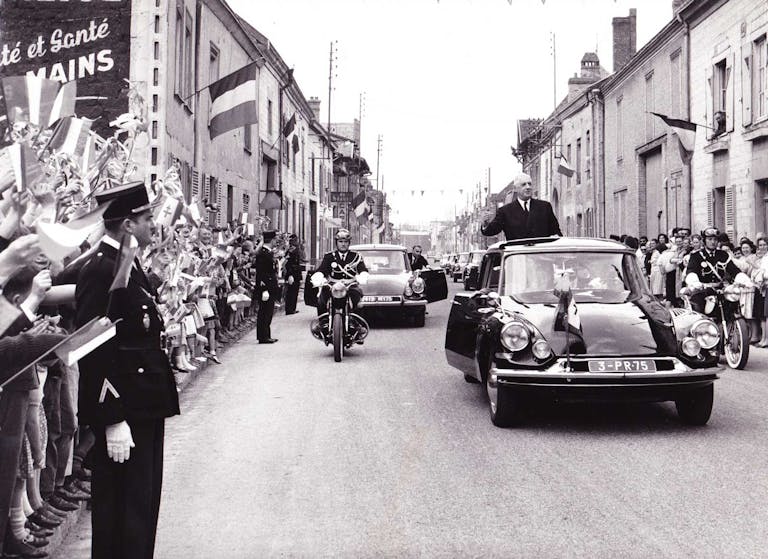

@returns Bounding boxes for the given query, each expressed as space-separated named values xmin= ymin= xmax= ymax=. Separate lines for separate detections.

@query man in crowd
xmin=75 ymin=182 xmax=180 ymax=559
xmin=254 ymin=231 xmax=279 ymax=343
xmin=408 ymin=245 xmax=428 ymax=271
xmin=480 ymin=172 xmax=561 ymax=241
xmin=283 ymin=234 xmax=303 ymax=315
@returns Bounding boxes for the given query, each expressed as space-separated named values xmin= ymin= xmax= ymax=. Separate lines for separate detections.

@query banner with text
xmin=0 ymin=0 xmax=133 ymax=140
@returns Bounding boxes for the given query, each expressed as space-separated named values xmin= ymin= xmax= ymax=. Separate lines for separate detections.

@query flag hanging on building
xmin=650 ymin=112 xmax=697 ymax=164
xmin=208 ymin=62 xmax=258 ymax=139
xmin=557 ymin=155 xmax=575 ymax=177
xmin=44 ymin=116 xmax=92 ymax=158
xmin=352 ymin=190 xmax=369 ymax=218
xmin=282 ymin=114 xmax=296 ymax=137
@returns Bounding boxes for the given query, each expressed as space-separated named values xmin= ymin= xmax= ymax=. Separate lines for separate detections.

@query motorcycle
xmin=680 ymin=282 xmax=750 ymax=369
xmin=309 ymin=276 xmax=370 ymax=362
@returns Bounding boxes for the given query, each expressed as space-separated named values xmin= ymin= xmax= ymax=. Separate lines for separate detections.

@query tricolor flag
xmin=557 ymin=155 xmax=575 ymax=177
xmin=109 ymin=234 xmax=139 ymax=292
xmin=54 ymin=316 xmax=118 ymax=367
xmin=282 ymin=114 xmax=296 ymax=137
xmin=376 ymin=220 xmax=386 ymax=235
xmin=208 ymin=62 xmax=258 ymax=139
xmin=154 ymin=196 xmax=182 ymax=228
xmin=44 ymin=116 xmax=92 ymax=158
xmin=0 ymin=76 xmax=75 ymax=128
xmin=352 ymin=190 xmax=369 ymax=218
xmin=7 ymin=143 xmax=44 ymax=193
xmin=553 ymin=272 xmax=582 ymax=337
xmin=651 ymin=112 xmax=697 ymax=164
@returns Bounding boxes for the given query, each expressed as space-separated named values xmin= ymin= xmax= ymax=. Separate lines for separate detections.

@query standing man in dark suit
xmin=480 ymin=172 xmax=562 ymax=240
xmin=283 ymin=234 xmax=302 ymax=315
xmin=254 ymin=231 xmax=279 ymax=343
xmin=408 ymin=245 xmax=429 ymax=271
xmin=75 ymin=182 xmax=179 ymax=559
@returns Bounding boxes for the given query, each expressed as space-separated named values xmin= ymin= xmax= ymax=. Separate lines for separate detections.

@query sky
xmin=228 ymin=0 xmax=673 ymax=227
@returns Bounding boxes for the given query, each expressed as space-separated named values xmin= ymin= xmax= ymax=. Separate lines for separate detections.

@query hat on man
xmin=262 ymin=230 xmax=277 ymax=242
xmin=96 ymin=181 xmax=159 ymax=220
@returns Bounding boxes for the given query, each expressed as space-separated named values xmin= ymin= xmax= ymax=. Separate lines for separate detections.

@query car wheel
xmin=485 ymin=367 xmax=522 ymax=427
xmin=675 ymin=384 xmax=714 ymax=426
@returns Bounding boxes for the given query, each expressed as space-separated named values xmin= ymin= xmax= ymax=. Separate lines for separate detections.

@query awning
xmin=261 ymin=140 xmax=279 ymax=162
xmin=324 ymin=217 xmax=343 ymax=228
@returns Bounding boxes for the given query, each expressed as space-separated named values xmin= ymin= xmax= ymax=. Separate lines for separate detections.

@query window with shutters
xmin=192 ymin=170 xmax=200 ymax=198
xmin=613 ymin=189 xmax=627 ymax=235
xmin=712 ymin=59 xmax=728 ymax=135
xmin=566 ymin=144 xmax=572 ymax=188
xmin=575 ymin=138 xmax=581 ymax=185
xmin=645 ymin=71 xmax=655 ymax=140
xmin=585 ymin=131 xmax=591 ymax=182
xmin=755 ymin=35 xmax=767 ymax=121
xmin=670 ymin=50 xmax=682 ymax=118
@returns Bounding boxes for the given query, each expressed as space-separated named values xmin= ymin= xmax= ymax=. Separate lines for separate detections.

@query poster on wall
xmin=0 ymin=0 xmax=133 ymax=141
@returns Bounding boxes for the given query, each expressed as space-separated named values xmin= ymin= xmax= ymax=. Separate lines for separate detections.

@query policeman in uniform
xmin=75 ymin=182 xmax=179 ymax=559
xmin=283 ymin=234 xmax=302 ymax=315
xmin=684 ymin=226 xmax=746 ymax=313
xmin=314 ymin=229 xmax=368 ymax=317
xmin=254 ymin=230 xmax=279 ymax=343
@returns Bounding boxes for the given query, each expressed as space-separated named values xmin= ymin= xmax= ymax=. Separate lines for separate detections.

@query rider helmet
xmin=702 ymin=226 xmax=719 ymax=239
xmin=335 ymin=229 xmax=352 ymax=242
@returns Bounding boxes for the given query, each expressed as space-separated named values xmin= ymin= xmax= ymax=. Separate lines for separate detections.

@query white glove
xmin=261 ymin=290 xmax=270 ymax=302
xmin=105 ymin=421 xmax=135 ymax=463
xmin=311 ymin=271 xmax=325 ymax=288
xmin=685 ymin=272 xmax=702 ymax=289
xmin=287 ymin=275 xmax=295 ymax=285
xmin=357 ymin=271 xmax=370 ymax=286
xmin=733 ymin=272 xmax=753 ymax=287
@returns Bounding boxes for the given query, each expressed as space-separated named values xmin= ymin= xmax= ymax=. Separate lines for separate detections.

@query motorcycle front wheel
xmin=725 ymin=317 xmax=749 ymax=369
xmin=333 ymin=313 xmax=343 ymax=362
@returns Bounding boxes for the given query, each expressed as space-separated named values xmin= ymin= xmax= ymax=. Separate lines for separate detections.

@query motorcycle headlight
xmin=691 ymin=319 xmax=719 ymax=349
xmin=331 ymin=282 xmax=348 ymax=299
xmin=500 ymin=321 xmax=530 ymax=352
xmin=531 ymin=339 xmax=551 ymax=360
xmin=412 ymin=277 xmax=425 ymax=294
xmin=723 ymin=284 xmax=741 ymax=302
xmin=681 ymin=337 xmax=702 ymax=357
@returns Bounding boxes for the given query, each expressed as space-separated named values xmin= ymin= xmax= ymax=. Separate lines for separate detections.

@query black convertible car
xmin=445 ymin=237 xmax=722 ymax=427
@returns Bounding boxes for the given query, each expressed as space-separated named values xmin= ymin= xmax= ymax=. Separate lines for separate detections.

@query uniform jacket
xmin=316 ymin=250 xmax=368 ymax=280
xmin=408 ymin=253 xmax=429 ymax=271
xmin=283 ymin=246 xmax=302 ymax=280
xmin=254 ymin=247 xmax=280 ymax=298
xmin=685 ymin=248 xmax=741 ymax=284
xmin=75 ymin=240 xmax=179 ymax=427
xmin=481 ymin=198 xmax=562 ymax=240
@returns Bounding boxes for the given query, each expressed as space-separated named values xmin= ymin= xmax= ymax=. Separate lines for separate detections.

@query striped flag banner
xmin=0 ymin=76 xmax=75 ymax=128
xmin=352 ymin=190 xmax=368 ymax=218
xmin=7 ymin=143 xmax=44 ymax=193
xmin=208 ymin=62 xmax=258 ymax=139
xmin=45 ymin=116 xmax=92 ymax=158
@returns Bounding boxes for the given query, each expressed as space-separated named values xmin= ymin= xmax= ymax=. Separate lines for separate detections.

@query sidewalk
xmin=44 ymin=305 xmax=296 ymax=559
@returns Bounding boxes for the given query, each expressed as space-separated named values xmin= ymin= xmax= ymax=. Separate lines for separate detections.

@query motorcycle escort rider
xmin=684 ymin=227 xmax=750 ymax=312
xmin=311 ymin=229 xmax=369 ymax=329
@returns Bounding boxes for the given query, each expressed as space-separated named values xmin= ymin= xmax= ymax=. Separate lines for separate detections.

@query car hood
xmin=363 ymin=272 xmax=410 ymax=296
xmin=500 ymin=295 xmax=677 ymax=356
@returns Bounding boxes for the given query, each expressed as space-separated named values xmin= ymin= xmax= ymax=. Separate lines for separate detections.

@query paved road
xmin=56 ymin=282 xmax=768 ymax=558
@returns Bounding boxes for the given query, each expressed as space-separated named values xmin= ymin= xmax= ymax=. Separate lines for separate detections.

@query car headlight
xmin=412 ymin=277 xmax=425 ymax=294
xmin=404 ymin=283 xmax=413 ymax=296
xmin=690 ymin=319 xmax=719 ymax=349
xmin=531 ymin=339 xmax=551 ymax=360
xmin=723 ymin=284 xmax=741 ymax=302
xmin=331 ymin=282 xmax=348 ymax=299
xmin=500 ymin=321 xmax=530 ymax=352
xmin=681 ymin=337 xmax=702 ymax=357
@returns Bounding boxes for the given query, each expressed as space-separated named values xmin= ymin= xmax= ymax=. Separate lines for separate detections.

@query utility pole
xmin=375 ymin=135 xmax=382 ymax=190
xmin=551 ymin=33 xmax=557 ymax=112
xmin=327 ymin=41 xmax=337 ymax=134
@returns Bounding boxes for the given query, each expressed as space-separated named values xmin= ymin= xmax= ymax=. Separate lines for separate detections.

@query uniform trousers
xmin=41 ymin=370 xmax=77 ymax=496
xmin=284 ymin=273 xmax=301 ymax=314
xmin=257 ymin=295 xmax=275 ymax=341
xmin=91 ymin=418 xmax=165 ymax=559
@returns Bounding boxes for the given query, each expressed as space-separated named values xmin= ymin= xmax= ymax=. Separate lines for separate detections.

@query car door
xmin=421 ymin=269 xmax=448 ymax=302
xmin=444 ymin=252 xmax=500 ymax=374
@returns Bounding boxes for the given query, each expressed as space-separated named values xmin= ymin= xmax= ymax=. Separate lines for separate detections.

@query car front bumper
xmin=489 ymin=357 xmax=721 ymax=403
xmin=359 ymin=298 xmax=426 ymax=309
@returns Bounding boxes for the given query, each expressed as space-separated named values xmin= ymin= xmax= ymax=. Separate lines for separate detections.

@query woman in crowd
xmin=734 ymin=238 xmax=761 ymax=344
xmin=650 ymin=240 xmax=668 ymax=301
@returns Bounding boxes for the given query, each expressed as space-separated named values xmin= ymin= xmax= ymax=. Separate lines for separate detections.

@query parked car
xmin=346 ymin=244 xmax=448 ymax=326
xmin=445 ymin=237 xmax=722 ymax=427
xmin=462 ymin=250 xmax=485 ymax=290
xmin=441 ymin=254 xmax=456 ymax=276
xmin=452 ymin=251 xmax=470 ymax=282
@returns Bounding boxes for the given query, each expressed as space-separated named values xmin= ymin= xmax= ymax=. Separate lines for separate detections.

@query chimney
xmin=308 ymin=96 xmax=321 ymax=121
xmin=612 ymin=8 xmax=637 ymax=73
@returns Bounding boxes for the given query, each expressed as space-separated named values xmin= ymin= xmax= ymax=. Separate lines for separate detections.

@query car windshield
xmin=502 ymin=251 xmax=648 ymax=303
xmin=359 ymin=250 xmax=407 ymax=274
xmin=470 ymin=252 xmax=484 ymax=264
xmin=458 ymin=253 xmax=470 ymax=264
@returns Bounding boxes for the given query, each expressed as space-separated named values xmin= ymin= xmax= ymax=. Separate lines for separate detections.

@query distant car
xmin=349 ymin=244 xmax=448 ymax=326
xmin=452 ymin=251 xmax=470 ymax=282
xmin=441 ymin=254 xmax=455 ymax=276
xmin=445 ymin=237 xmax=722 ymax=427
xmin=462 ymin=250 xmax=485 ymax=290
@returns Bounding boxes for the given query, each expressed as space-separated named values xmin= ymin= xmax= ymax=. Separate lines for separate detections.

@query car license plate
xmin=362 ymin=296 xmax=395 ymax=302
xmin=587 ymin=359 xmax=657 ymax=372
